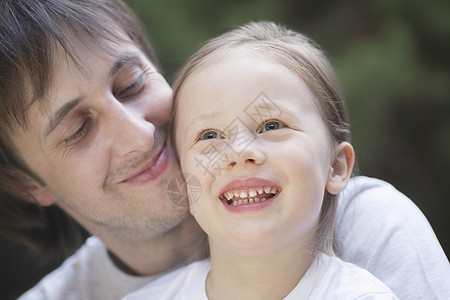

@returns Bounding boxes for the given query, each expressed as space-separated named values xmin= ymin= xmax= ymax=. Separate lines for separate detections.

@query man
xmin=0 ymin=0 xmax=448 ymax=299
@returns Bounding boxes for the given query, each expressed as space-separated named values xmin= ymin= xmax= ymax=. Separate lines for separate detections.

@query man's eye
xmin=116 ymin=74 xmax=145 ymax=99
xmin=259 ymin=120 xmax=285 ymax=133
xmin=199 ymin=130 xmax=224 ymax=140
xmin=64 ymin=120 xmax=90 ymax=146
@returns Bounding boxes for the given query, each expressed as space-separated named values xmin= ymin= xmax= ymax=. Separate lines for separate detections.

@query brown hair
xmin=173 ymin=21 xmax=351 ymax=255
xmin=0 ymin=0 xmax=158 ymax=258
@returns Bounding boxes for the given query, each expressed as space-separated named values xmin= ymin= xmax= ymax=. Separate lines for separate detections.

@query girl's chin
xmin=211 ymin=231 xmax=279 ymax=252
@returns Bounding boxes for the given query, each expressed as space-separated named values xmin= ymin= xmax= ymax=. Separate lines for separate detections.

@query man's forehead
xmin=28 ymin=44 xmax=94 ymax=121
xmin=51 ymin=38 xmax=122 ymax=81
xmin=22 ymin=41 xmax=147 ymax=139
xmin=41 ymin=40 xmax=144 ymax=107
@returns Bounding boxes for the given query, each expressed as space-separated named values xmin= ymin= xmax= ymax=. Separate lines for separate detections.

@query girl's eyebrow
xmin=186 ymin=111 xmax=220 ymax=132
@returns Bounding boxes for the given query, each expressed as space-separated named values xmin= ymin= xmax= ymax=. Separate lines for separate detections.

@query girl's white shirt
xmin=123 ymin=253 xmax=398 ymax=299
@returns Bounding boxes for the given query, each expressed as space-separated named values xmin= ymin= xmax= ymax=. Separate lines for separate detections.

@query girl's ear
xmin=24 ymin=177 xmax=57 ymax=207
xmin=326 ymin=142 xmax=355 ymax=195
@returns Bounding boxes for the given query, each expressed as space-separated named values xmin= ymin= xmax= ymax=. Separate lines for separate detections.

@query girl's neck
xmin=206 ymin=238 xmax=316 ymax=300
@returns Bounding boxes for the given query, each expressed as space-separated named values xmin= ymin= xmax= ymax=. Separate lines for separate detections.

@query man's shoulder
xmin=338 ymin=176 xmax=421 ymax=220
xmin=341 ymin=176 xmax=401 ymax=203
xmin=337 ymin=175 xmax=430 ymax=230
xmin=18 ymin=236 xmax=106 ymax=299
xmin=336 ymin=176 xmax=450 ymax=299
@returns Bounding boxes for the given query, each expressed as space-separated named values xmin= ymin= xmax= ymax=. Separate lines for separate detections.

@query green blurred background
xmin=1 ymin=0 xmax=448 ymax=298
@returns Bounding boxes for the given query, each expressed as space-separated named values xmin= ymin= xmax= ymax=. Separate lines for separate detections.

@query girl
xmin=125 ymin=21 xmax=397 ymax=299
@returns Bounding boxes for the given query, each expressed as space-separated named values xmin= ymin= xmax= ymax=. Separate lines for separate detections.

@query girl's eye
xmin=199 ymin=130 xmax=224 ymax=141
xmin=259 ymin=120 xmax=285 ymax=133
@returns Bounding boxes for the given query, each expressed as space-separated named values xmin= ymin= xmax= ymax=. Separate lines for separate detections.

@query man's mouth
xmin=118 ymin=140 xmax=169 ymax=185
xmin=219 ymin=186 xmax=280 ymax=207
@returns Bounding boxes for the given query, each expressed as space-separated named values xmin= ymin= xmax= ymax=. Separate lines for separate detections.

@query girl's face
xmin=174 ymin=50 xmax=343 ymax=253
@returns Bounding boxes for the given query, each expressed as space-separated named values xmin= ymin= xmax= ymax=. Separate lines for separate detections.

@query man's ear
xmin=24 ymin=177 xmax=57 ymax=207
xmin=326 ymin=142 xmax=355 ymax=195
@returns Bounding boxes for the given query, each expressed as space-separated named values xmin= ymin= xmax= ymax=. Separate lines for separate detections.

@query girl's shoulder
xmin=285 ymin=253 xmax=398 ymax=299
xmin=123 ymin=258 xmax=211 ymax=300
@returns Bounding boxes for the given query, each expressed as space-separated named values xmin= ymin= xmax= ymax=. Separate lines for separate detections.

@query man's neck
xmin=99 ymin=215 xmax=207 ymax=276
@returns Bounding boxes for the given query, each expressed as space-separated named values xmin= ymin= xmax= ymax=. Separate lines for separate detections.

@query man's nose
xmin=107 ymin=102 xmax=156 ymax=159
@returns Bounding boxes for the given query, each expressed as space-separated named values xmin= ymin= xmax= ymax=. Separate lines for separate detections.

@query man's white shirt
xmin=19 ymin=177 xmax=450 ymax=300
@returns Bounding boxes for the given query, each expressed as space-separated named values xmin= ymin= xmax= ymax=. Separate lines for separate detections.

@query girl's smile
xmin=218 ymin=177 xmax=282 ymax=212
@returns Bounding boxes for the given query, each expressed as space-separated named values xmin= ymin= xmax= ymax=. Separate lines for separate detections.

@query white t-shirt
xmin=123 ymin=254 xmax=398 ymax=299
xmin=18 ymin=237 xmax=158 ymax=300
xmin=336 ymin=177 xmax=450 ymax=299
xmin=19 ymin=177 xmax=450 ymax=300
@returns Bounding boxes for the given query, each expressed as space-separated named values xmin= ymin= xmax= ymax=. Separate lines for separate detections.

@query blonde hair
xmin=173 ymin=21 xmax=351 ymax=255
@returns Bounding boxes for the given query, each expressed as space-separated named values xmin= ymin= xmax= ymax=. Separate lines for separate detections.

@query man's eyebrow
xmin=110 ymin=53 xmax=141 ymax=77
xmin=45 ymin=97 xmax=83 ymax=138
xmin=44 ymin=53 xmax=142 ymax=138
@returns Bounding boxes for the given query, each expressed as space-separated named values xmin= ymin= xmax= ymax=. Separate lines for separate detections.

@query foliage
xmin=127 ymin=0 xmax=450 ymax=253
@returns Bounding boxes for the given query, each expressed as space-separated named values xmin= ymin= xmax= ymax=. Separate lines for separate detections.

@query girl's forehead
xmin=203 ymin=46 xmax=275 ymax=68
xmin=180 ymin=56 xmax=315 ymax=110
xmin=187 ymin=50 xmax=286 ymax=88
xmin=176 ymin=47 xmax=328 ymax=131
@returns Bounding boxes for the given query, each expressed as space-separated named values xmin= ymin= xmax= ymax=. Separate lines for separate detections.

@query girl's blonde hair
xmin=173 ymin=21 xmax=351 ymax=255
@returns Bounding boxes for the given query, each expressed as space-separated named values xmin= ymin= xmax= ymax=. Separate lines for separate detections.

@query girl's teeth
xmin=223 ymin=187 xmax=279 ymax=206
xmin=228 ymin=196 xmax=267 ymax=206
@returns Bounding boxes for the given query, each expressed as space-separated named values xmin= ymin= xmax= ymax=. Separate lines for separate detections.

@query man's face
xmin=13 ymin=39 xmax=188 ymax=241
